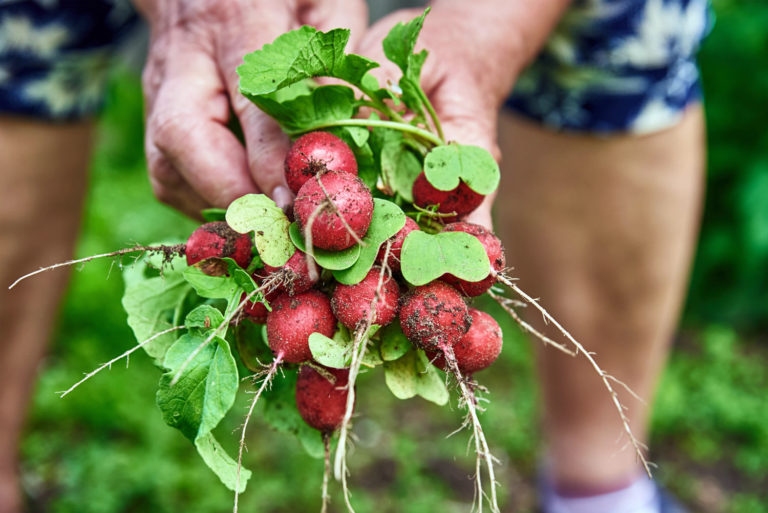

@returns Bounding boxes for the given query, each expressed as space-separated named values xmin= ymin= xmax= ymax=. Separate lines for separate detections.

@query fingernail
xmin=272 ymin=186 xmax=293 ymax=211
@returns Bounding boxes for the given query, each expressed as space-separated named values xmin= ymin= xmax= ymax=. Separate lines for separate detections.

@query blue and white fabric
xmin=0 ymin=0 xmax=138 ymax=120
xmin=507 ymin=0 xmax=712 ymax=134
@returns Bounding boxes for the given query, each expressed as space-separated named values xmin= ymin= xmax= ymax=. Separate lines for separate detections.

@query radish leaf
xmin=333 ymin=199 xmax=406 ymax=285
xmin=289 ymin=222 xmax=361 ymax=270
xmin=122 ymin=253 xmax=191 ymax=365
xmin=400 ymin=230 xmax=490 ymax=286
xmin=226 ymin=194 xmax=293 ymax=267
xmin=379 ymin=322 xmax=412 ymax=362
xmin=424 ymin=144 xmax=500 ymax=194
xmin=383 ymin=348 xmax=448 ymax=405
xmin=238 ymin=26 xmax=377 ymax=97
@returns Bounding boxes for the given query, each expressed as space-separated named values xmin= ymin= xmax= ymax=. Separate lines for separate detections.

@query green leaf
xmin=122 ymin=254 xmax=192 ymax=364
xmin=238 ymin=26 xmax=378 ymax=97
xmin=333 ymin=199 xmax=406 ymax=284
xmin=289 ymin=222 xmax=360 ymax=270
xmin=382 ymin=8 xmax=430 ymax=74
xmin=423 ymin=144 xmax=500 ymax=194
xmin=233 ymin=267 xmax=258 ymax=294
xmin=262 ymin=370 xmax=325 ymax=458
xmin=308 ymin=331 xmax=349 ymax=369
xmin=235 ymin=321 xmax=273 ymax=372
xmin=378 ymin=132 xmax=422 ymax=202
xmin=383 ymin=348 xmax=448 ymax=405
xmin=201 ymin=208 xmax=227 ymax=222
xmin=252 ymin=85 xmax=356 ymax=134
xmin=379 ymin=322 xmax=412 ymax=361
xmin=362 ymin=333 xmax=384 ymax=367
xmin=226 ymin=194 xmax=293 ymax=267
xmin=157 ymin=334 xmax=239 ymax=441
xmin=309 ymin=325 xmax=381 ymax=368
xmin=185 ymin=305 xmax=225 ymax=331
xmin=382 ymin=9 xmax=430 ymax=116
xmin=194 ymin=432 xmax=252 ymax=493
xmin=182 ymin=262 xmax=240 ymax=300
xmin=400 ymin=230 xmax=490 ymax=286
xmin=338 ymin=126 xmax=370 ymax=147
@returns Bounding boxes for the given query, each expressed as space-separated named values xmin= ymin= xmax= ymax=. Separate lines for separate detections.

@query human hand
xmin=136 ymin=0 xmax=368 ymax=217
xmin=356 ymin=2 xmax=569 ymax=229
xmin=356 ymin=7 xmax=514 ymax=229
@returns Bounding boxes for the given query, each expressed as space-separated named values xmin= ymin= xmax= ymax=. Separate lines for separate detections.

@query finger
xmin=146 ymin=42 xmax=256 ymax=208
xmin=215 ymin=10 xmax=296 ymax=209
xmin=146 ymin=154 xmax=210 ymax=219
xmin=296 ymin=0 xmax=369 ymax=47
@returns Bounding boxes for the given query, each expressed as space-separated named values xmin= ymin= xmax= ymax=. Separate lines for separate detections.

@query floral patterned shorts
xmin=0 ymin=0 xmax=138 ymax=121
xmin=0 ymin=0 xmax=710 ymax=133
xmin=507 ymin=0 xmax=712 ymax=134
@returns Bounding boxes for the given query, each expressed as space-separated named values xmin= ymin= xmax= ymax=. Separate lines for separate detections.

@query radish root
xmin=321 ymin=432 xmax=331 ymax=513
xmin=333 ymin=241 xmax=393 ymax=513
xmin=57 ymin=325 xmax=185 ymax=398
xmin=495 ymin=272 xmax=653 ymax=477
xmin=8 ymin=244 xmax=185 ymax=290
xmin=234 ymin=354 xmax=284 ymax=513
xmin=442 ymin=345 xmax=500 ymax=513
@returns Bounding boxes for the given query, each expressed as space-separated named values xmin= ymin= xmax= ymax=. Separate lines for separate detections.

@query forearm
xmin=427 ymin=0 xmax=571 ymax=102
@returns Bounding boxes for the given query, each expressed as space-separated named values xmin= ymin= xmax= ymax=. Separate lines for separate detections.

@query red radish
xmin=284 ymin=132 xmax=358 ymax=194
xmin=241 ymin=286 xmax=280 ymax=324
xmin=426 ymin=308 xmax=503 ymax=374
xmin=185 ymin=221 xmax=252 ymax=269
xmin=266 ymin=290 xmax=336 ymax=363
xmin=411 ymin=172 xmax=484 ymax=220
xmin=441 ymin=222 xmax=506 ymax=296
xmin=242 ymin=293 xmax=269 ymax=323
xmin=294 ymin=171 xmax=374 ymax=251
xmin=295 ymin=365 xmax=352 ymax=432
xmin=399 ymin=281 xmax=471 ymax=350
xmin=375 ymin=217 xmax=419 ymax=273
xmin=260 ymin=248 xmax=317 ymax=296
xmin=331 ymin=268 xmax=400 ymax=330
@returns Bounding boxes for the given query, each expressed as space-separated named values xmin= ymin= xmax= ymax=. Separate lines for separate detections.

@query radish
xmin=441 ymin=222 xmax=506 ymax=296
xmin=242 ymin=293 xmax=270 ymax=323
xmin=260 ymin=248 xmax=318 ymax=296
xmin=266 ymin=290 xmax=336 ymax=363
xmin=241 ymin=286 xmax=280 ymax=324
xmin=294 ymin=171 xmax=374 ymax=251
xmin=185 ymin=221 xmax=252 ymax=269
xmin=426 ymin=308 xmax=503 ymax=374
xmin=295 ymin=365 xmax=351 ymax=432
xmin=411 ymin=172 xmax=484 ymax=220
xmin=331 ymin=267 xmax=400 ymax=330
xmin=398 ymin=281 xmax=471 ymax=350
xmin=284 ymin=132 xmax=358 ymax=194
xmin=375 ymin=217 xmax=419 ymax=273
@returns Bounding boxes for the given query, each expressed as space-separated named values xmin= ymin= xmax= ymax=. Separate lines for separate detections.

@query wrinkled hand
xmin=137 ymin=0 xmax=368 ymax=217
xmin=356 ymin=6 xmax=521 ymax=230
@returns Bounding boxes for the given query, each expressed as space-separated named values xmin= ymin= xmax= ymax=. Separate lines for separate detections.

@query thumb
xmin=216 ymin=11 xmax=295 ymax=210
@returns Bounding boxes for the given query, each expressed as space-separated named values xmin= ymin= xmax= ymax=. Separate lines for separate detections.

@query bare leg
xmin=495 ymin=106 xmax=705 ymax=491
xmin=0 ymin=118 xmax=92 ymax=512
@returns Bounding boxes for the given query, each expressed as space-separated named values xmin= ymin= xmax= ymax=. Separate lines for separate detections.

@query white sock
xmin=542 ymin=475 xmax=660 ymax=513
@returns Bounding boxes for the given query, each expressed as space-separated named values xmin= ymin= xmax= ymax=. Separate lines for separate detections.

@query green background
xmin=20 ymin=1 xmax=768 ymax=511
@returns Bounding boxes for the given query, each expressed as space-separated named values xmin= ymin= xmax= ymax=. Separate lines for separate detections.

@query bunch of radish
xmin=10 ymin=8 xmax=651 ymax=513
xmin=192 ymin=125 xmax=507 ymax=512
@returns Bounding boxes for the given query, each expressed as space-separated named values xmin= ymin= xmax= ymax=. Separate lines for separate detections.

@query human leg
xmin=495 ymin=105 xmax=705 ymax=495
xmin=0 ymin=117 xmax=93 ymax=512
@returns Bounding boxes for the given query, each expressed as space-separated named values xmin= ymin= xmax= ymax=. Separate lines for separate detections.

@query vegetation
xmin=20 ymin=1 xmax=768 ymax=511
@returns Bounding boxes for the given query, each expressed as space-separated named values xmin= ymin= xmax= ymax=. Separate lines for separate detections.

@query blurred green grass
xmin=20 ymin=1 xmax=768 ymax=511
